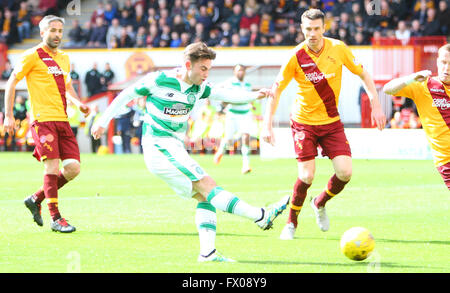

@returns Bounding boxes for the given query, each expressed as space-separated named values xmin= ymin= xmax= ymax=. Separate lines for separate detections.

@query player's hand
xmin=256 ymin=88 xmax=271 ymax=99
xmin=412 ymin=70 xmax=432 ymax=82
xmin=91 ymin=124 xmax=105 ymax=140
xmin=3 ymin=114 xmax=15 ymax=135
xmin=79 ymin=104 xmax=91 ymax=118
xmin=371 ymin=102 xmax=386 ymax=131
xmin=261 ymin=125 xmax=275 ymax=146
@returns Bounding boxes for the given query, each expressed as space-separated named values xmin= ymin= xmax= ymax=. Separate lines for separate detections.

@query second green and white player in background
xmin=213 ymin=64 xmax=256 ymax=174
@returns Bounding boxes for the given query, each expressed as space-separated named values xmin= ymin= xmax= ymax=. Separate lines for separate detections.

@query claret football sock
xmin=57 ymin=170 xmax=69 ymax=188
xmin=315 ymin=174 xmax=349 ymax=207
xmin=32 ymin=171 xmax=68 ymax=204
xmin=31 ymin=192 xmax=44 ymax=203
xmin=43 ymin=174 xmax=61 ymax=221
xmin=287 ymin=179 xmax=311 ymax=228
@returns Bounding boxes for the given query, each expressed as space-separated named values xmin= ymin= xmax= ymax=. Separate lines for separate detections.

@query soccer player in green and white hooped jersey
xmin=91 ymin=42 xmax=289 ymax=263
xmin=213 ymin=64 xmax=255 ymax=174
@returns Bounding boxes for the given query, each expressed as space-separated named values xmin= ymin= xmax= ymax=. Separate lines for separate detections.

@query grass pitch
xmin=0 ymin=152 xmax=448 ymax=273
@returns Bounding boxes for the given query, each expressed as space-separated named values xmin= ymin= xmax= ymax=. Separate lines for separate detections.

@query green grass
xmin=0 ymin=152 xmax=448 ymax=273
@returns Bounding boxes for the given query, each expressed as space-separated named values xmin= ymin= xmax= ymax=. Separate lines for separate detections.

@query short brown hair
xmin=301 ymin=9 xmax=325 ymax=24
xmin=184 ymin=42 xmax=216 ymax=63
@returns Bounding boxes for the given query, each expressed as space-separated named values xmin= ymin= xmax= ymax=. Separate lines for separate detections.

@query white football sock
xmin=207 ymin=187 xmax=262 ymax=221
xmin=241 ymin=144 xmax=250 ymax=166
xmin=195 ymin=202 xmax=217 ymax=257
xmin=216 ymin=140 xmax=226 ymax=155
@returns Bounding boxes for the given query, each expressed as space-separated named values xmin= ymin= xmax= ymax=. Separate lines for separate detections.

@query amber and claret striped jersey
xmin=13 ymin=44 xmax=71 ymax=122
xmin=275 ymin=37 xmax=364 ymax=125
xmin=395 ymin=77 xmax=450 ymax=167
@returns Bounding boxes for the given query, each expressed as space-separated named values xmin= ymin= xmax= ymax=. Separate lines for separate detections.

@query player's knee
xmin=298 ymin=173 xmax=314 ymax=184
xmin=336 ymin=169 xmax=352 ymax=182
xmin=193 ymin=193 xmax=207 ymax=202
xmin=44 ymin=165 xmax=59 ymax=175
xmin=193 ymin=176 xmax=217 ymax=197
xmin=62 ymin=160 xmax=81 ymax=180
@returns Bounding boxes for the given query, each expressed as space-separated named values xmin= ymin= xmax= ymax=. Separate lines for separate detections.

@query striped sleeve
xmin=134 ymin=71 xmax=159 ymax=96
xmin=95 ymin=75 xmax=155 ymax=128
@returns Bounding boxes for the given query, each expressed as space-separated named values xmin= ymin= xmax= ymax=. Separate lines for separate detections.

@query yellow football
xmin=340 ymin=227 xmax=375 ymax=261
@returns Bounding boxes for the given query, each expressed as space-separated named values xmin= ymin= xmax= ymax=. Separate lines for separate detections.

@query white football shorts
xmin=223 ymin=111 xmax=253 ymax=141
xmin=142 ymin=136 xmax=207 ymax=198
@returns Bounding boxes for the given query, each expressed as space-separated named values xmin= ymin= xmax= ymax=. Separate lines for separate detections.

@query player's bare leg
xmin=61 ymin=159 xmax=81 ymax=181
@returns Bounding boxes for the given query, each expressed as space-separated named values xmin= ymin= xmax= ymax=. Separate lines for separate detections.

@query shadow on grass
xmin=103 ymin=231 xmax=265 ymax=237
xmin=97 ymin=233 xmax=449 ymax=245
xmin=376 ymin=238 xmax=450 ymax=245
xmin=298 ymin=237 xmax=450 ymax=245
xmin=237 ymin=260 xmax=440 ymax=269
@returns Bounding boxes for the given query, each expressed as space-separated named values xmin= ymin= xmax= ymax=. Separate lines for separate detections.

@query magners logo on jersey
xmin=164 ymin=103 xmax=189 ymax=115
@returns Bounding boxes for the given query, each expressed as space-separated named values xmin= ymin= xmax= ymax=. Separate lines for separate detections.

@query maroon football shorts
xmin=291 ymin=119 xmax=351 ymax=162
xmin=30 ymin=120 xmax=80 ymax=162
xmin=436 ymin=161 xmax=450 ymax=190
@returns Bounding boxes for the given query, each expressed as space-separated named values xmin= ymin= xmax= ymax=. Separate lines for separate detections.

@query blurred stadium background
xmin=0 ymin=0 xmax=448 ymax=157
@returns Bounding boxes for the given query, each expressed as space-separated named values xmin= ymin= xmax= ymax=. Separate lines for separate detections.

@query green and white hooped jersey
xmin=224 ymin=78 xmax=252 ymax=114
xmin=135 ymin=70 xmax=210 ymax=142
xmin=96 ymin=69 xmax=260 ymax=142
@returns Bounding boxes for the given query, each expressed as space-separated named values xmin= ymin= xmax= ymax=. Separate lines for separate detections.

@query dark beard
xmin=46 ymin=38 xmax=59 ymax=49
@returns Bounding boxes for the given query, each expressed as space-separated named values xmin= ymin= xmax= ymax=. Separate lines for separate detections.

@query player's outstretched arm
xmin=358 ymin=69 xmax=386 ymax=131
xmin=383 ymin=70 xmax=432 ymax=96
xmin=256 ymin=88 xmax=272 ymax=99
xmin=91 ymin=85 xmax=143 ymax=140
xmin=3 ymin=74 xmax=20 ymax=135
xmin=209 ymin=86 xmax=268 ymax=103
